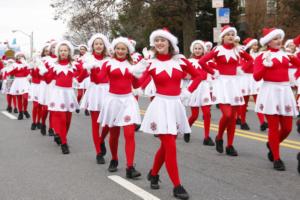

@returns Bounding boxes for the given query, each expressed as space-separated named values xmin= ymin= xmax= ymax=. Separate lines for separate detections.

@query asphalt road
xmin=0 ymin=94 xmax=299 ymax=200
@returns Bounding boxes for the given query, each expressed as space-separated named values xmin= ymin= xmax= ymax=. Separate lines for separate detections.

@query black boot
xmin=36 ymin=123 xmax=42 ymax=129
xmin=61 ymin=143 xmax=70 ymax=154
xmin=96 ymin=153 xmax=105 ymax=164
xmin=108 ymin=160 xmax=118 ymax=172
xmin=75 ymin=109 xmax=80 ymax=113
xmin=31 ymin=123 xmax=37 ymax=130
xmin=297 ymin=153 xmax=300 ymax=174
xmin=135 ymin=124 xmax=141 ymax=131
xmin=173 ymin=185 xmax=189 ymax=200
xmin=260 ymin=122 xmax=268 ymax=132
xmin=54 ymin=135 xmax=61 ymax=145
xmin=273 ymin=159 xmax=286 ymax=171
xmin=147 ymin=170 xmax=160 ymax=189
xmin=226 ymin=145 xmax=238 ymax=156
xmin=236 ymin=118 xmax=241 ymax=125
xmin=84 ymin=109 xmax=90 ymax=116
xmin=266 ymin=142 xmax=274 ymax=162
xmin=24 ymin=111 xmax=30 ymax=118
xmin=240 ymin=123 xmax=250 ymax=130
xmin=6 ymin=106 xmax=12 ymax=113
xmin=40 ymin=124 xmax=46 ymax=135
xmin=203 ymin=137 xmax=215 ymax=146
xmin=100 ymin=142 xmax=106 ymax=156
xmin=48 ymin=128 xmax=55 ymax=136
xmin=215 ymin=137 xmax=224 ymax=153
xmin=14 ymin=108 xmax=18 ymax=113
xmin=183 ymin=133 xmax=190 ymax=143
xmin=126 ymin=166 xmax=141 ymax=179
xmin=18 ymin=112 xmax=23 ymax=120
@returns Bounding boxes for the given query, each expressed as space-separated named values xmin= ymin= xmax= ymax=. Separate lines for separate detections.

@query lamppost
xmin=12 ymin=30 xmax=33 ymax=59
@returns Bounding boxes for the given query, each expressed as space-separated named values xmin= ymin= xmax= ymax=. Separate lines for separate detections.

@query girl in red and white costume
xmin=237 ymin=38 xmax=268 ymax=131
xmin=254 ymin=28 xmax=300 ymax=171
xmin=199 ymin=26 xmax=253 ymax=156
xmin=137 ymin=29 xmax=203 ymax=200
xmin=43 ymin=40 xmax=85 ymax=154
xmin=79 ymin=34 xmax=111 ymax=164
xmin=284 ymin=39 xmax=298 ymax=89
xmin=184 ymin=40 xmax=215 ymax=145
xmin=9 ymin=52 xmax=31 ymax=120
xmin=97 ymin=37 xmax=142 ymax=179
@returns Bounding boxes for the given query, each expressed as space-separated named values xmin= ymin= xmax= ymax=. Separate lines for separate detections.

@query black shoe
xmin=108 ymin=160 xmax=118 ymax=172
xmin=36 ymin=123 xmax=42 ymax=129
xmin=184 ymin=133 xmax=190 ymax=143
xmin=173 ymin=185 xmax=189 ymax=200
xmin=84 ymin=109 xmax=90 ymax=116
xmin=61 ymin=144 xmax=70 ymax=154
xmin=126 ymin=166 xmax=141 ymax=179
xmin=203 ymin=137 xmax=215 ymax=146
xmin=216 ymin=104 xmax=220 ymax=109
xmin=31 ymin=123 xmax=37 ymax=130
xmin=297 ymin=153 xmax=300 ymax=174
xmin=75 ymin=109 xmax=80 ymax=113
xmin=215 ymin=137 xmax=224 ymax=153
xmin=48 ymin=128 xmax=55 ymax=136
xmin=54 ymin=135 xmax=61 ymax=145
xmin=273 ymin=159 xmax=286 ymax=171
xmin=297 ymin=120 xmax=300 ymax=134
xmin=260 ymin=122 xmax=268 ymax=132
xmin=100 ymin=142 xmax=106 ymax=156
xmin=236 ymin=118 xmax=241 ymax=125
xmin=13 ymin=108 xmax=18 ymax=113
xmin=24 ymin=111 xmax=30 ymax=118
xmin=18 ymin=112 xmax=23 ymax=120
xmin=147 ymin=170 xmax=160 ymax=189
xmin=266 ymin=142 xmax=274 ymax=162
xmin=226 ymin=146 xmax=238 ymax=156
xmin=96 ymin=153 xmax=105 ymax=164
xmin=135 ymin=124 xmax=141 ymax=131
xmin=6 ymin=106 xmax=12 ymax=113
xmin=240 ymin=123 xmax=250 ymax=130
xmin=40 ymin=124 xmax=46 ymax=135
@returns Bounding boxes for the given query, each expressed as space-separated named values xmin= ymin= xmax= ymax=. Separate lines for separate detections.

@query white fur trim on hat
xmin=88 ymin=33 xmax=111 ymax=52
xmin=244 ymin=39 xmax=258 ymax=51
xmin=150 ymin=29 xmax=180 ymax=54
xmin=260 ymin=29 xmax=285 ymax=46
xmin=15 ymin=52 xmax=25 ymax=59
xmin=190 ymin=40 xmax=207 ymax=54
xmin=219 ymin=27 xmax=237 ymax=41
xmin=78 ymin=44 xmax=88 ymax=50
xmin=111 ymin=37 xmax=135 ymax=54
xmin=284 ymin=39 xmax=294 ymax=50
xmin=41 ymin=43 xmax=50 ymax=52
xmin=55 ymin=40 xmax=74 ymax=57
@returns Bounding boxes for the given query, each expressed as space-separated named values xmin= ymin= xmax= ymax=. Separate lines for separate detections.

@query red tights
xmin=90 ymin=111 xmax=109 ymax=154
xmin=188 ymin=106 xmax=211 ymax=139
xmin=16 ymin=94 xmax=28 ymax=112
xmin=52 ymin=111 xmax=72 ymax=144
xmin=32 ymin=101 xmax=42 ymax=124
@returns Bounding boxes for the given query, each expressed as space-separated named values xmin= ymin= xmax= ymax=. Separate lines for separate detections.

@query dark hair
xmin=41 ymin=46 xmax=49 ymax=57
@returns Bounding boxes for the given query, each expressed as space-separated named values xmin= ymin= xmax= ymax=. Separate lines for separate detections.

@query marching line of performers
xmin=1 ymin=26 xmax=300 ymax=200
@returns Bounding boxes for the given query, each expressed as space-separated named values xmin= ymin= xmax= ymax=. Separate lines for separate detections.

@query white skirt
xmin=255 ymin=81 xmax=298 ymax=116
xmin=38 ymin=81 xmax=48 ymax=105
xmin=98 ymin=93 xmax=141 ymax=127
xmin=288 ymin=68 xmax=297 ymax=87
xmin=144 ymin=80 xmax=156 ymax=97
xmin=80 ymin=83 xmax=109 ymax=111
xmin=140 ymin=94 xmax=191 ymax=135
xmin=240 ymin=73 xmax=261 ymax=96
xmin=9 ymin=77 xmax=30 ymax=95
xmin=297 ymin=78 xmax=300 ymax=94
xmin=211 ymin=75 xmax=245 ymax=106
xmin=47 ymin=85 xmax=79 ymax=112
xmin=1 ymin=79 xmax=13 ymax=94
xmin=184 ymin=80 xmax=214 ymax=107
xmin=28 ymin=83 xmax=40 ymax=102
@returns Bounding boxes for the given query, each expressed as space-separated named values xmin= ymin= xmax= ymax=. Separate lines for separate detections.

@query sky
xmin=0 ymin=0 xmax=67 ymax=55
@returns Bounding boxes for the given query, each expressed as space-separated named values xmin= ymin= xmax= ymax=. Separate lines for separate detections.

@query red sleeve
xmin=253 ymin=54 xmax=266 ymax=81
xmin=199 ymin=49 xmax=218 ymax=74
xmin=44 ymin=68 xmax=55 ymax=84
xmin=140 ymin=76 xmax=151 ymax=89
xmin=96 ymin=61 xmax=110 ymax=81
xmin=181 ymin=58 xmax=204 ymax=92
xmin=294 ymin=35 xmax=300 ymax=47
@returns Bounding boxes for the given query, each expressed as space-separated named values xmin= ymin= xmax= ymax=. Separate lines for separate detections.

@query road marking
xmin=108 ymin=175 xmax=160 ymax=200
xmin=1 ymin=111 xmax=17 ymax=120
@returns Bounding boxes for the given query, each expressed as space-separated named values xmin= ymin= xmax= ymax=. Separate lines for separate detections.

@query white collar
xmin=188 ymin=58 xmax=201 ymax=69
xmin=149 ymin=54 xmax=185 ymax=77
xmin=49 ymin=61 xmax=78 ymax=75
xmin=108 ymin=59 xmax=132 ymax=75
xmin=215 ymin=45 xmax=239 ymax=62
xmin=262 ymin=50 xmax=289 ymax=63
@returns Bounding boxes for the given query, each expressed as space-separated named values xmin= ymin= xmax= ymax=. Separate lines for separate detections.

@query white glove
xmin=212 ymin=69 xmax=220 ymax=79
xmin=131 ymin=59 xmax=149 ymax=78
xmin=142 ymin=48 xmax=154 ymax=60
xmin=236 ymin=67 xmax=245 ymax=75
xmin=38 ymin=63 xmax=48 ymax=75
xmin=263 ymin=51 xmax=273 ymax=67
xmin=180 ymin=88 xmax=192 ymax=102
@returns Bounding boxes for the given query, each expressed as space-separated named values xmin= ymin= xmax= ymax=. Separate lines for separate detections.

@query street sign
xmin=218 ymin=8 xmax=230 ymax=24
xmin=212 ymin=0 xmax=224 ymax=8
xmin=213 ymin=27 xmax=221 ymax=43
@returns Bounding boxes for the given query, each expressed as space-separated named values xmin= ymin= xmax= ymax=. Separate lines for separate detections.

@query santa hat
xmin=88 ymin=33 xmax=111 ymax=52
xmin=243 ymin=38 xmax=258 ymax=50
xmin=111 ymin=37 xmax=135 ymax=54
xmin=15 ymin=51 xmax=25 ymax=59
xmin=259 ymin=28 xmax=285 ymax=46
xmin=205 ymin=41 xmax=213 ymax=49
xmin=284 ymin=39 xmax=294 ymax=50
xmin=190 ymin=40 xmax=207 ymax=54
xmin=78 ymin=44 xmax=88 ymax=50
xmin=219 ymin=25 xmax=237 ymax=41
xmin=55 ymin=40 xmax=74 ymax=57
xmin=41 ymin=43 xmax=50 ymax=52
xmin=150 ymin=28 xmax=180 ymax=54
xmin=235 ymin=36 xmax=240 ymax=42
xmin=48 ymin=40 xmax=57 ymax=51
